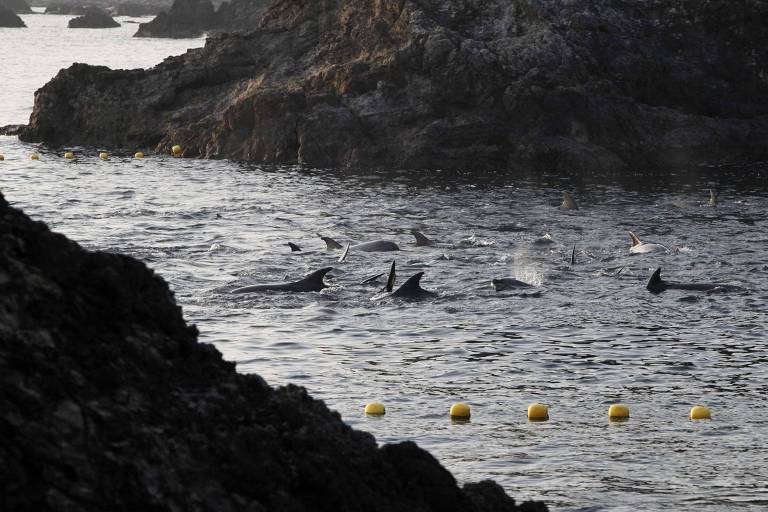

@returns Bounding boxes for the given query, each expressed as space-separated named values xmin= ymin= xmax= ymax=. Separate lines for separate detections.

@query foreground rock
xmin=0 ymin=0 xmax=31 ymax=14
xmin=134 ymin=0 xmax=270 ymax=38
xmin=18 ymin=0 xmax=768 ymax=171
xmin=0 ymin=190 xmax=547 ymax=512
xmin=68 ymin=9 xmax=120 ymax=27
xmin=0 ymin=4 xmax=24 ymax=25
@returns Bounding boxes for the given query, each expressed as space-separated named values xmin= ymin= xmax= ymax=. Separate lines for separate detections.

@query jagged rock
xmin=133 ymin=0 xmax=270 ymax=38
xmin=67 ymin=9 xmax=120 ymax=27
xmin=0 ymin=0 xmax=31 ymax=14
xmin=0 ymin=191 xmax=547 ymax=511
xmin=134 ymin=0 xmax=214 ymax=37
xmin=0 ymin=4 xmax=25 ymax=25
xmin=18 ymin=0 xmax=768 ymax=171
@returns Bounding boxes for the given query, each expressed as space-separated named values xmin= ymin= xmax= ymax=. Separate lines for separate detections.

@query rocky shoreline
xmin=12 ymin=0 xmax=768 ymax=171
xmin=134 ymin=0 xmax=270 ymax=38
xmin=0 ymin=191 xmax=547 ymax=511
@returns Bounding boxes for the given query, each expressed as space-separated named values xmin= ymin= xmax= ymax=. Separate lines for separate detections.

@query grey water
xmin=2 ymin=14 xmax=768 ymax=512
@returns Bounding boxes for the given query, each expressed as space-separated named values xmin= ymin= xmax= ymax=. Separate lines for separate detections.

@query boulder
xmin=133 ymin=0 xmax=270 ymax=38
xmin=18 ymin=0 xmax=768 ymax=171
xmin=0 ymin=3 xmax=25 ymax=25
xmin=134 ymin=0 xmax=214 ymax=37
xmin=67 ymin=8 xmax=120 ymax=27
xmin=0 ymin=191 xmax=548 ymax=511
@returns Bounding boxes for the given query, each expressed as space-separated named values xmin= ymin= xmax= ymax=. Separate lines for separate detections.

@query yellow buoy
xmin=608 ymin=403 xmax=630 ymax=421
xmin=450 ymin=402 xmax=471 ymax=419
xmin=364 ymin=402 xmax=385 ymax=415
xmin=171 ymin=144 xmax=182 ymax=157
xmin=134 ymin=151 xmax=144 ymax=159
xmin=690 ymin=405 xmax=711 ymax=420
xmin=528 ymin=403 xmax=549 ymax=421
xmin=30 ymin=153 xmax=39 ymax=160
xmin=64 ymin=151 xmax=75 ymax=160
xmin=99 ymin=152 xmax=109 ymax=161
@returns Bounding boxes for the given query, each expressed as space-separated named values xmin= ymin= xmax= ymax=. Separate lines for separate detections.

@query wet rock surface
xmin=17 ymin=0 xmax=768 ymax=171
xmin=67 ymin=9 xmax=121 ymax=27
xmin=0 ymin=191 xmax=547 ymax=511
xmin=0 ymin=3 xmax=25 ymax=25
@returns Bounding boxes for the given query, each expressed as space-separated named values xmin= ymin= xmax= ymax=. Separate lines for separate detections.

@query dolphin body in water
xmin=628 ymin=231 xmax=669 ymax=254
xmin=491 ymin=278 xmax=533 ymax=291
xmin=561 ymin=192 xmax=578 ymax=210
xmin=318 ymin=234 xmax=399 ymax=252
xmin=646 ymin=268 xmax=745 ymax=294
xmin=231 ymin=267 xmax=332 ymax=293
xmin=371 ymin=261 xmax=436 ymax=299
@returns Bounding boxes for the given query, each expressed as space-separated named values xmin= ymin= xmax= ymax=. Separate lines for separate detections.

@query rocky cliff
xmin=16 ymin=0 xmax=768 ymax=171
xmin=0 ymin=190 xmax=547 ymax=511
xmin=0 ymin=3 xmax=25 ymax=25
xmin=0 ymin=0 xmax=31 ymax=14
xmin=134 ymin=0 xmax=271 ymax=38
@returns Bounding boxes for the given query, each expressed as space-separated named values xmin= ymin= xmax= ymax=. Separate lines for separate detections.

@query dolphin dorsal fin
xmin=649 ymin=267 xmax=662 ymax=284
xmin=411 ymin=229 xmax=434 ymax=247
xmin=338 ymin=242 xmax=350 ymax=263
xmin=393 ymin=272 xmax=426 ymax=296
xmin=561 ymin=192 xmax=578 ymax=210
xmin=628 ymin=231 xmax=642 ymax=247
xmin=288 ymin=242 xmax=302 ymax=252
xmin=709 ymin=189 xmax=717 ymax=207
xmin=384 ymin=260 xmax=396 ymax=292
xmin=317 ymin=234 xmax=343 ymax=250
xmin=570 ymin=244 xmax=576 ymax=265
xmin=299 ymin=267 xmax=332 ymax=290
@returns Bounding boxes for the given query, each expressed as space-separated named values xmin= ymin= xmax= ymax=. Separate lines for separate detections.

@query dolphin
xmin=287 ymin=242 xmax=302 ymax=252
xmin=318 ymin=234 xmax=399 ymax=252
xmin=646 ymin=268 xmax=745 ymax=294
xmin=231 ymin=267 xmax=332 ymax=293
xmin=628 ymin=231 xmax=669 ymax=254
xmin=561 ymin=192 xmax=578 ymax=210
xmin=372 ymin=261 xmax=435 ymax=299
xmin=491 ymin=278 xmax=533 ymax=291
xmin=709 ymin=189 xmax=717 ymax=207
xmin=392 ymin=272 xmax=436 ymax=298
xmin=411 ymin=229 xmax=435 ymax=247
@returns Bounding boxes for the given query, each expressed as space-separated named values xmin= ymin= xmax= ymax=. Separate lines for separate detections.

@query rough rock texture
xmin=67 ymin=9 xmax=121 ymax=27
xmin=0 ymin=0 xmax=31 ymax=14
xmin=134 ymin=0 xmax=270 ymax=38
xmin=17 ymin=0 xmax=768 ymax=171
xmin=0 ymin=190 xmax=547 ymax=512
xmin=0 ymin=4 xmax=25 ymax=25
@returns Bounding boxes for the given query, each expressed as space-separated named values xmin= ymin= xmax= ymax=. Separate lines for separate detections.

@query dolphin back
xmin=392 ymin=272 xmax=434 ymax=298
xmin=411 ymin=230 xmax=434 ymax=247
xmin=646 ymin=267 xmax=664 ymax=293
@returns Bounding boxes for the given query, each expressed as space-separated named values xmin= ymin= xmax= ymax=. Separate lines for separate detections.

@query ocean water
xmin=2 ymin=15 xmax=768 ymax=511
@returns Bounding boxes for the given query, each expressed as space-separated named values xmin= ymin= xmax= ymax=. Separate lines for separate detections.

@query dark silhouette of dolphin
xmin=411 ymin=229 xmax=434 ymax=247
xmin=232 ymin=267 xmax=332 ymax=293
xmin=491 ymin=278 xmax=533 ymax=291
xmin=392 ymin=272 xmax=435 ymax=298
xmin=287 ymin=242 xmax=301 ymax=252
xmin=646 ymin=268 xmax=745 ymax=294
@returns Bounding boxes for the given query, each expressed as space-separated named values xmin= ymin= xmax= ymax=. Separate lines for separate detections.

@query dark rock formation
xmin=134 ymin=0 xmax=215 ymax=37
xmin=0 ymin=190 xmax=547 ymax=511
xmin=67 ymin=8 xmax=120 ymax=27
xmin=0 ymin=0 xmax=31 ymax=14
xmin=0 ymin=4 xmax=25 ymax=25
xmin=44 ymin=0 xmax=171 ymax=15
xmin=133 ymin=0 xmax=270 ymax=38
xmin=18 ymin=0 xmax=768 ymax=171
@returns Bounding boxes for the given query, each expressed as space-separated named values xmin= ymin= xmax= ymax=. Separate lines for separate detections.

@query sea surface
xmin=2 ymin=15 xmax=768 ymax=512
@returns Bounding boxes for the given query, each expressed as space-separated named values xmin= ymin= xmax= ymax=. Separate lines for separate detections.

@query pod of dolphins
xmin=231 ymin=190 xmax=746 ymax=298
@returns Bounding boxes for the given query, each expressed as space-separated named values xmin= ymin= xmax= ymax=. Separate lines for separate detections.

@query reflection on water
xmin=1 ymin=138 xmax=766 ymax=510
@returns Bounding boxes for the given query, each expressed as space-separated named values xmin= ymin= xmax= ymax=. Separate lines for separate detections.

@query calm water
xmin=2 ymin=17 xmax=768 ymax=512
